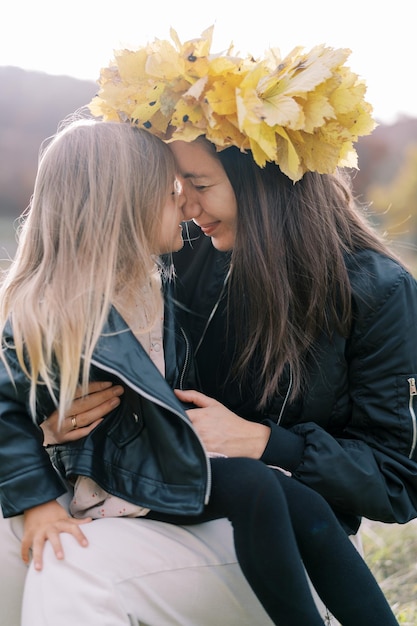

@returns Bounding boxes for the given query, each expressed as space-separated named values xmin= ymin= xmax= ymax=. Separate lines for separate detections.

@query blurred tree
xmin=366 ymin=145 xmax=417 ymax=271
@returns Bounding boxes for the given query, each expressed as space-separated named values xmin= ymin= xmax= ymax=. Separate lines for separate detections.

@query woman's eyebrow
xmin=182 ymin=172 xmax=209 ymax=181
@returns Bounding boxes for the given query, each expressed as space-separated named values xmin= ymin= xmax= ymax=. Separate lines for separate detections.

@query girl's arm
xmin=23 ymin=500 xmax=91 ymax=570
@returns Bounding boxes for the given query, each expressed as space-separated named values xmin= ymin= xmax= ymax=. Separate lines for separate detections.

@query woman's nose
xmin=182 ymin=200 xmax=202 ymax=221
xmin=177 ymin=180 xmax=202 ymax=221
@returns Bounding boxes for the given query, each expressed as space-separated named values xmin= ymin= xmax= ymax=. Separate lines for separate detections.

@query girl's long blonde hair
xmin=0 ymin=118 xmax=178 ymax=423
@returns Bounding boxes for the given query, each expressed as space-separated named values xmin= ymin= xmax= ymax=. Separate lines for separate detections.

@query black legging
xmin=148 ymin=457 xmax=398 ymax=626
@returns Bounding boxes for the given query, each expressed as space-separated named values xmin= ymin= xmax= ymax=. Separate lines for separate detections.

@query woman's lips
xmin=197 ymin=221 xmax=221 ymax=236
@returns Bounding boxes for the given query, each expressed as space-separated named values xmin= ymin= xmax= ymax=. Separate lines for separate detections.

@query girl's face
xmin=169 ymin=140 xmax=238 ymax=252
xmin=157 ymin=179 xmax=185 ymax=254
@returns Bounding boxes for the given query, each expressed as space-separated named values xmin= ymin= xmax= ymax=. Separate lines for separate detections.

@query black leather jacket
xmin=173 ymin=233 xmax=417 ymax=533
xmin=0 ymin=298 xmax=210 ymax=518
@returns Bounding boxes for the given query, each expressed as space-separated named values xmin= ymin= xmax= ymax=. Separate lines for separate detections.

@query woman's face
xmin=169 ymin=140 xmax=238 ymax=252
xmin=157 ymin=179 xmax=185 ymax=254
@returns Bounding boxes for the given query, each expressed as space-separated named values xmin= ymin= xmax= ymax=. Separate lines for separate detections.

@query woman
xmin=170 ymin=137 xmax=417 ymax=532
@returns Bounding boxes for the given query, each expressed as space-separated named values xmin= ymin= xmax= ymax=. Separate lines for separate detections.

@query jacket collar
xmin=91 ymin=306 xmax=187 ymax=418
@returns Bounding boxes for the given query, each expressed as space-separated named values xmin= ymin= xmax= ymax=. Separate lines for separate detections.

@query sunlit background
xmin=1 ymin=0 xmax=416 ymax=124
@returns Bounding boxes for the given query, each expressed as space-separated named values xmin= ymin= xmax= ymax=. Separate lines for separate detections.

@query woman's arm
xmin=174 ymin=388 xmax=271 ymax=458
xmin=41 ymin=381 xmax=124 ymax=445
xmin=261 ymin=262 xmax=417 ymax=526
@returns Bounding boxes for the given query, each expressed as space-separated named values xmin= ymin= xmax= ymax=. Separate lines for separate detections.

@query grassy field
xmin=362 ymin=519 xmax=417 ymax=625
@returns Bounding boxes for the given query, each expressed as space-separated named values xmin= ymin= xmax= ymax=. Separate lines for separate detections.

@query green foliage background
xmin=363 ymin=520 xmax=417 ymax=624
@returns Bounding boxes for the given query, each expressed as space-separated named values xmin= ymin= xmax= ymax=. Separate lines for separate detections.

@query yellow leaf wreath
xmin=89 ymin=25 xmax=376 ymax=182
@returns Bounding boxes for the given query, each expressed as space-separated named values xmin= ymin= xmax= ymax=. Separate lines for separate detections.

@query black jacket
xmin=0 ymin=301 xmax=210 ymax=518
xmin=173 ymin=232 xmax=417 ymax=533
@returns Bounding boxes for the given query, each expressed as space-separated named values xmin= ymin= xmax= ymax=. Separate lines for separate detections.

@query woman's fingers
xmin=41 ymin=382 xmax=124 ymax=444
xmin=71 ymin=382 xmax=124 ymax=421
xmin=65 ymin=384 xmax=124 ymax=433
xmin=73 ymin=380 xmax=113 ymax=399
xmin=61 ymin=417 xmax=104 ymax=440
xmin=66 ymin=393 xmax=122 ymax=429
xmin=174 ymin=388 xmax=218 ymax=408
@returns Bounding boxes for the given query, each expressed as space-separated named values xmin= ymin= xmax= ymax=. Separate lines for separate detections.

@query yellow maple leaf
xmin=205 ymin=117 xmax=248 ymax=150
xmin=206 ymin=80 xmax=238 ymax=116
xmin=300 ymin=91 xmax=335 ymax=132
xmin=89 ymin=95 xmax=120 ymax=121
xmin=169 ymin=26 xmax=213 ymax=80
xmin=236 ymin=87 xmax=264 ymax=131
xmin=114 ymin=48 xmax=148 ymax=83
xmin=285 ymin=46 xmax=350 ymax=96
xmin=263 ymin=95 xmax=304 ymax=129
xmin=171 ymin=99 xmax=205 ymax=128
xmin=244 ymin=119 xmax=278 ymax=163
xmin=146 ymin=40 xmax=185 ymax=81
xmin=274 ymin=127 xmax=303 ymax=181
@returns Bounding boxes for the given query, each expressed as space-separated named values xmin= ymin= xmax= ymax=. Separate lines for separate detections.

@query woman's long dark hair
xmin=217 ymin=146 xmax=397 ymax=407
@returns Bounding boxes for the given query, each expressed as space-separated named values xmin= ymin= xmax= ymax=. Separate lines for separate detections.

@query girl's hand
xmin=22 ymin=500 xmax=92 ymax=571
xmin=174 ymin=389 xmax=270 ymax=459
xmin=41 ymin=381 xmax=124 ymax=445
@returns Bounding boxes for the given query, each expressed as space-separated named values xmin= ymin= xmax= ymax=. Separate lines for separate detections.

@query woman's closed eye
xmin=190 ymin=182 xmax=210 ymax=191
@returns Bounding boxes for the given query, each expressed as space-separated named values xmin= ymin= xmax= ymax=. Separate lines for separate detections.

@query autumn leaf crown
xmin=89 ymin=26 xmax=376 ymax=182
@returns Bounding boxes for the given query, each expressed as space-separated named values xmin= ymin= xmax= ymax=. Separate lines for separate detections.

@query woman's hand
xmin=174 ymin=389 xmax=270 ymax=459
xmin=22 ymin=500 xmax=92 ymax=571
xmin=41 ymin=381 xmax=124 ymax=445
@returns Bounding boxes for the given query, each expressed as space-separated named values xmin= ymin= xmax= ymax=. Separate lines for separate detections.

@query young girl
xmin=0 ymin=116 xmax=209 ymax=566
xmin=0 ymin=117 xmax=399 ymax=625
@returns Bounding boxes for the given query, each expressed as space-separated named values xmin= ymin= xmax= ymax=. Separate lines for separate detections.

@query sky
xmin=1 ymin=0 xmax=415 ymax=125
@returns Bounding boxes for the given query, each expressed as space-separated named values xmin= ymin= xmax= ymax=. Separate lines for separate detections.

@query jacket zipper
xmin=178 ymin=327 xmax=190 ymax=391
xmin=407 ymin=377 xmax=417 ymax=459
xmin=90 ymin=358 xmax=212 ymax=504
xmin=195 ymin=268 xmax=231 ymax=357
xmin=178 ymin=327 xmax=212 ymax=498
xmin=276 ymin=367 xmax=293 ymax=426
xmin=192 ymin=268 xmax=293 ymax=427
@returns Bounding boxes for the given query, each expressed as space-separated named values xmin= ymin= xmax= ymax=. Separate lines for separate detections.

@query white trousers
xmin=0 ymin=505 xmax=343 ymax=626
xmin=0 ymin=509 xmax=27 ymax=626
